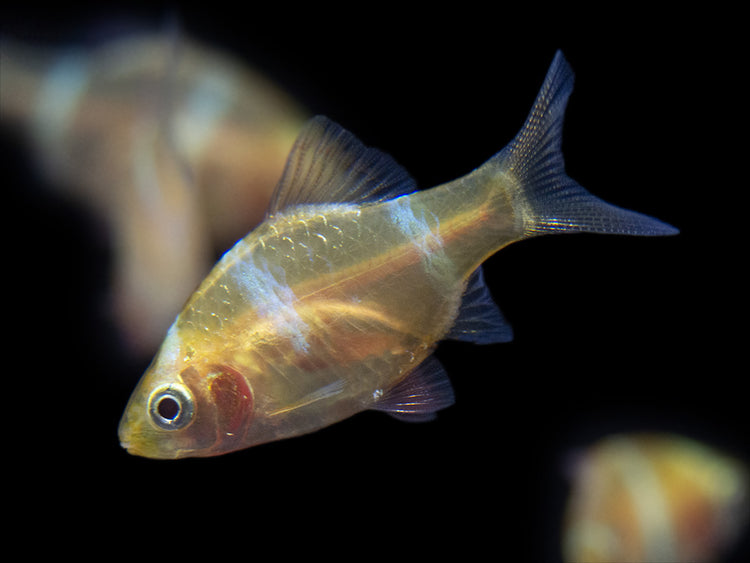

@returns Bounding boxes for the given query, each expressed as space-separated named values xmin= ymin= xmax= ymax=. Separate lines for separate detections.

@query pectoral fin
xmin=370 ymin=356 xmax=455 ymax=422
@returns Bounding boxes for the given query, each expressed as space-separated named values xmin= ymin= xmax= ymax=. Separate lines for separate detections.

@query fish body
xmin=119 ymin=51 xmax=677 ymax=458
xmin=1 ymin=33 xmax=306 ymax=353
xmin=562 ymin=434 xmax=749 ymax=562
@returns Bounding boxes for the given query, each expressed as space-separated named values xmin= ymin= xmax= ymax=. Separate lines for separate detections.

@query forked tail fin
xmin=497 ymin=50 xmax=678 ymax=237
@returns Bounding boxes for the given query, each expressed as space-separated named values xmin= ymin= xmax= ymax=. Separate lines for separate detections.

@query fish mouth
xmin=118 ymin=431 xmax=150 ymax=458
xmin=118 ymin=421 xmax=151 ymax=457
xmin=119 ymin=438 xmax=132 ymax=452
xmin=117 ymin=411 xmax=140 ymax=455
xmin=119 ymin=429 xmax=137 ymax=455
xmin=117 ymin=418 xmax=181 ymax=459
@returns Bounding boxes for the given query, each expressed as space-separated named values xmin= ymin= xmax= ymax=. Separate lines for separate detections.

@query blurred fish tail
xmin=493 ymin=50 xmax=678 ymax=238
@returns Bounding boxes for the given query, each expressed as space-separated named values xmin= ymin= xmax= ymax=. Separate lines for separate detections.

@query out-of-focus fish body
xmin=562 ymin=433 xmax=749 ymax=562
xmin=119 ymin=51 xmax=678 ymax=458
xmin=1 ymin=33 xmax=306 ymax=353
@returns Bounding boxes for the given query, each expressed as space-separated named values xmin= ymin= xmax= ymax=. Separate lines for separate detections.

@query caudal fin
xmin=497 ymin=51 xmax=678 ymax=237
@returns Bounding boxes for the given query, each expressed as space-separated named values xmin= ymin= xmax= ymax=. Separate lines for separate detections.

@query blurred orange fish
xmin=562 ymin=433 xmax=749 ymax=562
xmin=1 ymin=32 xmax=306 ymax=354
xmin=118 ymin=51 xmax=677 ymax=459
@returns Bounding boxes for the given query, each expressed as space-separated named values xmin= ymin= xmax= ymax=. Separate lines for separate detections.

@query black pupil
xmin=157 ymin=396 xmax=180 ymax=420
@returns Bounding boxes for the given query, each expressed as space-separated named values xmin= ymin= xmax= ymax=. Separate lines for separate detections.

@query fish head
xmin=118 ymin=325 xmax=254 ymax=459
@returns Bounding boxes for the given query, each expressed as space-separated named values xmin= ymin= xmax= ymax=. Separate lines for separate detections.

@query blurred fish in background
xmin=562 ymin=433 xmax=749 ymax=562
xmin=0 ymin=30 xmax=307 ymax=356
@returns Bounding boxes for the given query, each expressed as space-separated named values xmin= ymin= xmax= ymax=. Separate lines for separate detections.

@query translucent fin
xmin=448 ymin=267 xmax=513 ymax=344
xmin=496 ymin=50 xmax=678 ymax=237
xmin=268 ymin=116 xmax=417 ymax=214
xmin=370 ymin=356 xmax=455 ymax=422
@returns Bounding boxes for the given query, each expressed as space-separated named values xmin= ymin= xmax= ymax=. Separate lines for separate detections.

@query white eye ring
xmin=148 ymin=384 xmax=194 ymax=431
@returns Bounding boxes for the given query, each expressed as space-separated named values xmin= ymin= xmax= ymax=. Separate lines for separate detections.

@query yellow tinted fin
xmin=267 ymin=115 xmax=417 ymax=213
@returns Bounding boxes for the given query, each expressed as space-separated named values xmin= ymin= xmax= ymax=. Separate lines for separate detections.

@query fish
xmin=1 ymin=32 xmax=306 ymax=355
xmin=561 ymin=433 xmax=749 ymax=562
xmin=118 ymin=51 xmax=678 ymax=459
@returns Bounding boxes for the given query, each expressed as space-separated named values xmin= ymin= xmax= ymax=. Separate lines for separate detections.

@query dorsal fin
xmin=267 ymin=116 xmax=417 ymax=214
xmin=448 ymin=267 xmax=514 ymax=344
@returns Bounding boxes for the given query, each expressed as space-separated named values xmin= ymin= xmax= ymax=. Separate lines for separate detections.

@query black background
xmin=3 ymin=4 xmax=747 ymax=560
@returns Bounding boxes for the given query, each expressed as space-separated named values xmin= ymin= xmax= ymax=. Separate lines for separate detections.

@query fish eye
xmin=148 ymin=384 xmax=194 ymax=431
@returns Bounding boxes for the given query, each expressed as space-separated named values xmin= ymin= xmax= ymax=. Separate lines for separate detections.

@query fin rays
xmin=268 ymin=116 xmax=417 ymax=214
xmin=370 ymin=356 xmax=455 ymax=422
xmin=497 ymin=51 xmax=678 ymax=237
